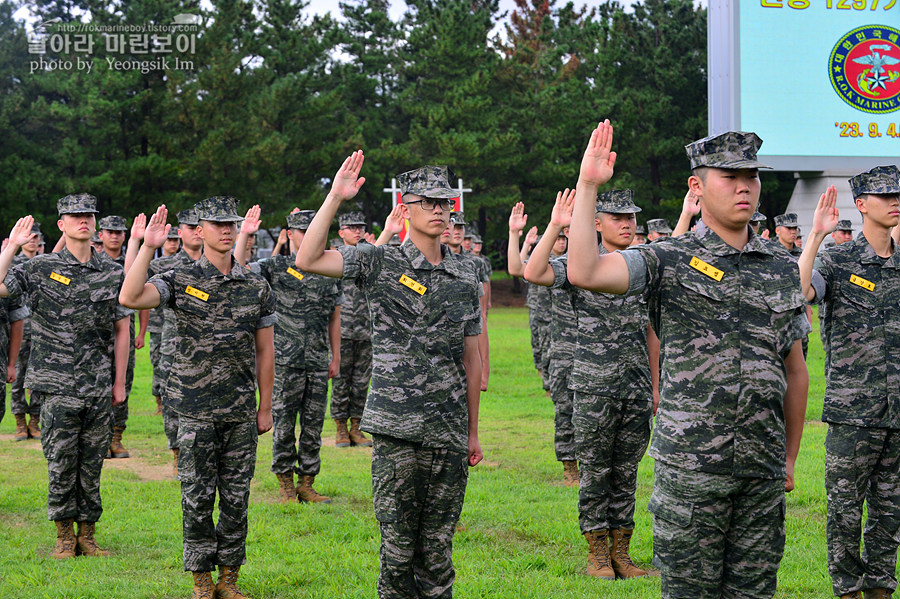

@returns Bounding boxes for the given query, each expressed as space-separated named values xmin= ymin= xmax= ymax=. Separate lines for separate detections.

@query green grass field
xmin=0 ymin=307 xmax=852 ymax=598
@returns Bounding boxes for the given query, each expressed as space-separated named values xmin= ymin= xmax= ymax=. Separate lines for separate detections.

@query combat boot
xmin=584 ymin=529 xmax=615 ymax=579
xmin=51 ymin=519 xmax=76 ymax=559
xmin=109 ymin=426 xmax=129 ymax=458
xmin=215 ymin=565 xmax=249 ymax=599
xmin=864 ymin=590 xmax=893 ymax=598
xmin=349 ymin=418 xmax=372 ymax=447
xmin=562 ymin=460 xmax=580 ymax=487
xmin=27 ymin=414 xmax=41 ymax=439
xmin=275 ymin=472 xmax=297 ymax=503
xmin=334 ymin=419 xmax=350 ymax=447
xmin=173 ymin=448 xmax=180 ymax=477
xmin=610 ymin=528 xmax=651 ymax=578
xmin=154 ymin=396 xmax=162 ymax=416
xmin=75 ymin=521 xmax=109 ymax=557
xmin=840 ymin=593 xmax=863 ymax=599
xmin=296 ymin=475 xmax=331 ymax=504
xmin=192 ymin=572 xmax=215 ymax=599
xmin=13 ymin=414 xmax=27 ymax=441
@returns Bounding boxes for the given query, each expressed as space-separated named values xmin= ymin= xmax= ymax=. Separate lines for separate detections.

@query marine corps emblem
xmin=829 ymin=25 xmax=900 ymax=115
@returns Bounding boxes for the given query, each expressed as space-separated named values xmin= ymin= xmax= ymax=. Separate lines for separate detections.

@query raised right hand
xmin=241 ymin=205 xmax=262 ymax=236
xmin=143 ymin=206 xmax=170 ymax=250
xmin=509 ymin=202 xmax=528 ymax=233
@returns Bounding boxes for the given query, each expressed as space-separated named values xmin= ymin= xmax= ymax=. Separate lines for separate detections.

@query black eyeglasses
xmin=341 ymin=225 xmax=365 ymax=232
xmin=405 ymin=198 xmax=454 ymax=211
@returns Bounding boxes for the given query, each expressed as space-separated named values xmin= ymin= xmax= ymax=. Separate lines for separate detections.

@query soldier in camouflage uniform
xmin=9 ymin=221 xmax=41 ymax=439
xmin=832 ymin=219 xmax=854 ymax=246
xmin=799 ymin=166 xmax=900 ymax=599
xmin=750 ymin=211 xmax=767 ymax=237
xmin=235 ymin=206 xmax=342 ymax=504
xmin=646 ymin=218 xmax=672 ymax=242
xmin=0 ymin=195 xmax=132 ymax=559
xmin=98 ymin=215 xmax=135 ymax=459
xmin=145 ymin=225 xmax=182 ymax=415
xmin=121 ymin=197 xmax=275 ymax=599
xmin=143 ymin=209 xmax=203 ymax=474
xmin=331 ymin=211 xmax=373 ymax=448
xmin=531 ymin=188 xmax=656 ymax=578
xmin=567 ymin=123 xmax=810 ymax=598
xmin=296 ymin=155 xmax=483 ymax=599
xmin=523 ymin=191 xmax=579 ymax=486
xmin=631 ymin=223 xmax=647 ymax=246
xmin=1 ymin=290 xmax=27 ymax=428
xmin=773 ymin=213 xmax=802 ymax=257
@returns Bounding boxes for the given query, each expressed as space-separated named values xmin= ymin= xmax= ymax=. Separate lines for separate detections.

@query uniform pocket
xmin=176 ymin=430 xmax=198 ymax=483
xmin=648 ymin=492 xmax=701 ymax=573
xmin=371 ymin=458 xmax=398 ymax=523
xmin=40 ymin=411 xmax=55 ymax=461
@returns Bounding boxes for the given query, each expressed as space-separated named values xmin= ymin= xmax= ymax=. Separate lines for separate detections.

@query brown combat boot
xmin=27 ymin=414 xmax=41 ymax=439
xmin=154 ymin=396 xmax=162 ymax=416
xmin=296 ymin=475 xmax=331 ymax=504
xmin=192 ymin=571 xmax=215 ymax=599
xmin=215 ymin=565 xmax=249 ymax=599
xmin=562 ymin=461 xmax=580 ymax=487
xmin=864 ymin=590 xmax=893 ymax=599
xmin=610 ymin=528 xmax=651 ymax=578
xmin=75 ymin=521 xmax=109 ymax=557
xmin=584 ymin=529 xmax=615 ymax=579
xmin=51 ymin=519 xmax=76 ymax=559
xmin=334 ymin=419 xmax=350 ymax=448
xmin=841 ymin=593 xmax=863 ymax=599
xmin=108 ymin=426 xmax=130 ymax=458
xmin=275 ymin=472 xmax=297 ymax=503
xmin=349 ymin=418 xmax=372 ymax=447
xmin=173 ymin=448 xmax=180 ymax=477
xmin=13 ymin=414 xmax=27 ymax=441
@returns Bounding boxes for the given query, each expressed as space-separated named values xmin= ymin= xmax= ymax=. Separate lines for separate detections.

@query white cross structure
xmin=453 ymin=178 xmax=472 ymax=212
xmin=384 ymin=178 xmax=403 ymax=209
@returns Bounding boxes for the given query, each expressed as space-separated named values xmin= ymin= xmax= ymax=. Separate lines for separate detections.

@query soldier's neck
xmin=862 ymin=221 xmax=894 ymax=258
xmin=408 ymin=229 xmax=443 ymax=265
xmin=65 ymin=238 xmax=93 ymax=264
xmin=204 ymin=247 xmax=233 ymax=275
xmin=602 ymin=239 xmax=628 ymax=253
xmin=183 ymin=246 xmax=203 ymax=261
xmin=103 ymin=246 xmax=122 ymax=260
xmin=21 ymin=248 xmax=37 ymax=259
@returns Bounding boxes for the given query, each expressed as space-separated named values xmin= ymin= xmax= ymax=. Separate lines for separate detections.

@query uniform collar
xmin=854 ymin=231 xmax=900 ymax=268
xmin=696 ymin=222 xmax=772 ymax=256
xmin=402 ymin=242 xmax=463 ymax=276
xmin=197 ymin=254 xmax=247 ymax=280
xmin=60 ymin=246 xmax=104 ymax=270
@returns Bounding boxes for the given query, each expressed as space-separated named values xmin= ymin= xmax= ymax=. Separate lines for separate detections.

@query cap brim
xmin=707 ymin=159 xmax=773 ymax=170
xmin=598 ymin=207 xmax=642 ymax=214
xmin=340 ymin=221 xmax=367 ymax=227
xmin=199 ymin=216 xmax=244 ymax=223
xmin=59 ymin=208 xmax=100 ymax=215
xmin=420 ymin=188 xmax=459 ymax=199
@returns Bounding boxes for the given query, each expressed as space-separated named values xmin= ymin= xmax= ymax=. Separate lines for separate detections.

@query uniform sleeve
xmin=333 ymin=280 xmax=344 ymax=307
xmin=339 ymin=243 xmax=381 ymax=288
xmin=3 ymin=263 xmax=30 ymax=301
xmin=465 ymin=285 xmax=483 ymax=337
xmin=810 ymin=251 xmax=833 ymax=305
xmin=148 ymin=270 xmax=175 ymax=308
xmin=7 ymin=294 xmax=28 ymax=322
xmin=257 ymin=280 xmax=277 ymax=329
xmin=247 ymin=260 xmax=264 ymax=276
xmin=548 ymin=258 xmax=569 ymax=290
xmin=620 ymin=245 xmax=660 ymax=298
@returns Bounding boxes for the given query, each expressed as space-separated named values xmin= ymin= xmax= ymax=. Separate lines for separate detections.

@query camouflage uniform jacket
xmin=547 ymin=255 xmax=577 ymax=363
xmin=566 ymin=245 xmax=651 ymax=398
xmin=249 ymin=253 xmax=342 ymax=369
xmin=620 ymin=226 xmax=809 ymax=479
xmin=336 ymin=244 xmax=370 ymax=341
xmin=0 ymin=295 xmax=28 ymax=370
xmin=149 ymin=255 xmax=276 ymax=422
xmin=148 ymin=250 xmax=198 ymax=354
xmin=339 ymin=242 xmax=482 ymax=453
xmin=812 ymin=233 xmax=900 ymax=429
xmin=11 ymin=253 xmax=32 ymax=338
xmin=3 ymin=247 xmax=132 ymax=397
xmin=462 ymin=250 xmax=490 ymax=284
xmin=525 ymin=272 xmax=551 ymax=322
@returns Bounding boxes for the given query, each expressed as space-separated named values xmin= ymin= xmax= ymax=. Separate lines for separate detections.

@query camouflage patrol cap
xmin=750 ymin=211 xmax=766 ymax=223
xmin=647 ymin=218 xmax=672 ymax=234
xmin=98 ymin=215 xmax=128 ymax=231
xmin=635 ymin=224 xmax=646 ymax=235
xmin=287 ymin=210 xmax=316 ymax=230
xmin=338 ymin=211 xmax=366 ymax=228
xmin=684 ymin=131 xmax=771 ymax=170
xmin=176 ymin=208 xmax=199 ymax=226
xmin=596 ymin=189 xmax=642 ymax=214
xmin=450 ymin=211 xmax=467 ymax=226
xmin=835 ymin=219 xmax=854 ymax=232
xmin=464 ymin=226 xmax=475 ymax=239
xmin=774 ymin=213 xmax=798 ymax=228
xmin=329 ymin=237 xmax=344 ymax=248
xmin=472 ymin=234 xmax=482 ymax=244
xmin=90 ymin=232 xmax=101 ymax=243
xmin=30 ymin=222 xmax=41 ymax=235
xmin=57 ymin=193 xmax=99 ymax=215
xmin=397 ymin=165 xmax=458 ymax=199
xmin=167 ymin=228 xmax=181 ymax=239
xmin=848 ymin=165 xmax=900 ymax=198
xmin=387 ymin=235 xmax=402 ymax=246
xmin=194 ymin=196 xmax=243 ymax=223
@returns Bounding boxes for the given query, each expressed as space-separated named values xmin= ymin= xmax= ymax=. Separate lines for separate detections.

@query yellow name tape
xmin=287 ymin=267 xmax=304 ymax=281
xmin=49 ymin=272 xmax=70 ymax=285
xmin=689 ymin=257 xmax=724 ymax=282
xmin=850 ymin=274 xmax=875 ymax=292
xmin=185 ymin=286 xmax=209 ymax=301
xmin=399 ymin=274 xmax=427 ymax=295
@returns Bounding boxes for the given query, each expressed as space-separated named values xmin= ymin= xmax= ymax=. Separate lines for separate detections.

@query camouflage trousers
xmin=528 ymin=311 xmax=543 ymax=370
xmin=148 ymin=330 xmax=162 ymax=397
xmin=330 ymin=337 xmax=372 ymax=421
xmin=825 ymin=423 xmax=900 ymax=596
xmin=163 ymin=402 xmax=180 ymax=450
xmin=40 ymin=394 xmax=112 ymax=522
xmin=574 ymin=392 xmax=652 ymax=533
xmin=112 ymin=399 xmax=128 ymax=429
xmin=10 ymin=336 xmax=41 ymax=416
xmin=371 ymin=435 xmax=468 ymax=599
xmin=548 ymin=358 xmax=575 ymax=462
xmin=649 ymin=462 xmax=785 ymax=599
xmin=177 ymin=416 xmax=258 ymax=572
xmin=538 ymin=321 xmax=551 ymax=391
xmin=271 ymin=367 xmax=328 ymax=477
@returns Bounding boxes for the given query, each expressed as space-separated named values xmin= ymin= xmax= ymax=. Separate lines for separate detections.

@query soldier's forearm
xmin=113 ymin=317 xmax=130 ymax=386
xmin=783 ymin=340 xmax=809 ymax=467
xmin=120 ymin=244 xmax=159 ymax=308
xmin=255 ymin=327 xmax=275 ymax=412
xmin=7 ymin=320 xmax=23 ymax=368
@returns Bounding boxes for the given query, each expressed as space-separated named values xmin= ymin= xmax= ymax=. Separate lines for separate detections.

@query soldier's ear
xmin=688 ymin=175 xmax=703 ymax=197
xmin=855 ymin=195 xmax=868 ymax=216
xmin=399 ymin=203 xmax=411 ymax=221
xmin=57 ymin=218 xmax=65 ymax=233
